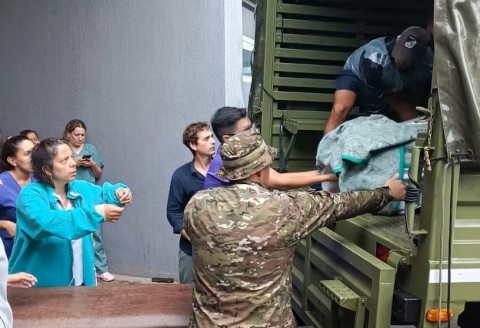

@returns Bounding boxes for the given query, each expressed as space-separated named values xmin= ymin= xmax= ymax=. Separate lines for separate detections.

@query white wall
xmin=224 ymin=0 xmax=245 ymax=108
xmin=0 ymin=0 xmax=243 ymax=279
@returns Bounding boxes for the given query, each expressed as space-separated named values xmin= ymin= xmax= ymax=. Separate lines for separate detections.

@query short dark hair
xmin=210 ymin=107 xmax=247 ymax=141
xmin=182 ymin=122 xmax=210 ymax=156
xmin=32 ymin=138 xmax=67 ymax=185
xmin=0 ymin=135 xmax=30 ymax=173
xmin=19 ymin=129 xmax=39 ymax=138
xmin=63 ymin=119 xmax=87 ymax=141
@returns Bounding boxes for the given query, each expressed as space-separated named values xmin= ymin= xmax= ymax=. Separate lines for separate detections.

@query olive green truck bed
xmin=250 ymin=0 xmax=480 ymax=327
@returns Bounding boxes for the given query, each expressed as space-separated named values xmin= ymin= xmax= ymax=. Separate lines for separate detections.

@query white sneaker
xmin=96 ymin=272 xmax=115 ymax=282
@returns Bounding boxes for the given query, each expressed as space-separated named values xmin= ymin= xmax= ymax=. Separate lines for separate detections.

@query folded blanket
xmin=316 ymin=115 xmax=424 ymax=214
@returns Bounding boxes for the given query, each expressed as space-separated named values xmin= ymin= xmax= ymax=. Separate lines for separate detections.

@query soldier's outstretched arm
xmin=287 ymin=176 xmax=404 ymax=241
xmin=267 ymin=168 xmax=337 ymax=191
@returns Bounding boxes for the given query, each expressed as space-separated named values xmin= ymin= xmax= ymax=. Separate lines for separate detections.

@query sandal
xmin=96 ymin=272 xmax=115 ymax=282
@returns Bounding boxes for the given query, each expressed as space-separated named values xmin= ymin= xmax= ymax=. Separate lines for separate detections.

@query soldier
xmin=184 ymin=130 xmax=405 ymax=328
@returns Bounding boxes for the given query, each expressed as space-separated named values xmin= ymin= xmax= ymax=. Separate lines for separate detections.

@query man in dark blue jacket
xmin=166 ymin=122 xmax=215 ymax=283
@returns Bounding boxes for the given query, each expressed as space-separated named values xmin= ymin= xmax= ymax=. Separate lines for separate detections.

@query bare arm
xmin=90 ymin=160 xmax=102 ymax=179
xmin=267 ymin=168 xmax=337 ymax=191
xmin=324 ymin=109 xmax=350 ymax=135
xmin=323 ymin=89 xmax=357 ymax=135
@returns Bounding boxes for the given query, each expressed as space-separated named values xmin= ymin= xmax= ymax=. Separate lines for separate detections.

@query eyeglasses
xmin=225 ymin=123 xmax=253 ymax=136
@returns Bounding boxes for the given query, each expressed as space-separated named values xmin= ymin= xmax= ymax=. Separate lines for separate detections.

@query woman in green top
xmin=63 ymin=119 xmax=115 ymax=282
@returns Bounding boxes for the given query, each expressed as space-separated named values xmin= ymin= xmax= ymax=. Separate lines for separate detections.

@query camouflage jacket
xmin=184 ymin=182 xmax=392 ymax=328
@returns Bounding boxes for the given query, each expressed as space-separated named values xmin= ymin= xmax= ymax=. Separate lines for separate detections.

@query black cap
xmin=391 ymin=26 xmax=429 ymax=68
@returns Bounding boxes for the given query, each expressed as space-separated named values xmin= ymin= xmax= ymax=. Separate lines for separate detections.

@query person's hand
xmin=384 ymin=173 xmax=406 ymax=201
xmin=116 ymin=188 xmax=132 ymax=205
xmin=7 ymin=272 xmax=37 ymax=288
xmin=3 ymin=221 xmax=16 ymax=238
xmin=82 ymin=158 xmax=95 ymax=168
xmin=95 ymin=204 xmax=124 ymax=223
xmin=179 ymin=229 xmax=190 ymax=242
xmin=74 ymin=157 xmax=88 ymax=167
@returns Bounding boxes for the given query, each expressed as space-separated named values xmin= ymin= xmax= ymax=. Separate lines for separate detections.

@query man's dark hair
xmin=182 ymin=122 xmax=210 ymax=156
xmin=210 ymin=107 xmax=247 ymax=141
xmin=32 ymin=138 xmax=67 ymax=186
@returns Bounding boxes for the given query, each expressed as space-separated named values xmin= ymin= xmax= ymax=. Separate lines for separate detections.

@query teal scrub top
xmin=71 ymin=143 xmax=104 ymax=184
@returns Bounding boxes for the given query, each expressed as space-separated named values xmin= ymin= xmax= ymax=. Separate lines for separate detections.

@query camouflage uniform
xmin=184 ymin=131 xmax=393 ymax=328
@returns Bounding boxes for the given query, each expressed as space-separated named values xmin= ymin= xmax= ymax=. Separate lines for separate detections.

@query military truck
xmin=249 ymin=0 xmax=480 ymax=327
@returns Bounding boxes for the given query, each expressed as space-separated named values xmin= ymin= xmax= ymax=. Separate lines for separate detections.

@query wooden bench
xmin=8 ymin=284 xmax=192 ymax=327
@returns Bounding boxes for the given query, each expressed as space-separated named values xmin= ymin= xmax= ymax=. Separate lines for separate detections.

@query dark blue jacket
xmin=167 ymin=161 xmax=205 ymax=256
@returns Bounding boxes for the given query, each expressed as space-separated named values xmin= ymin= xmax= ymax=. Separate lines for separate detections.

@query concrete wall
xmin=0 ymin=0 xmax=243 ymax=279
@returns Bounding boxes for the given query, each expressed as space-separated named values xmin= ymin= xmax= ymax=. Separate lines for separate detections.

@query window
xmin=242 ymin=0 xmax=256 ymax=103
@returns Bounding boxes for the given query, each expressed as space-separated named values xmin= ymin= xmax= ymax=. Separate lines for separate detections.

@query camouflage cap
xmin=217 ymin=130 xmax=277 ymax=181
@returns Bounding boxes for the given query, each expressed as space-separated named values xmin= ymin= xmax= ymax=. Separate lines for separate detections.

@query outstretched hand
xmin=8 ymin=272 xmax=37 ymax=288
xmin=116 ymin=188 xmax=132 ymax=205
xmin=384 ymin=173 xmax=406 ymax=201
xmin=95 ymin=204 xmax=125 ymax=223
